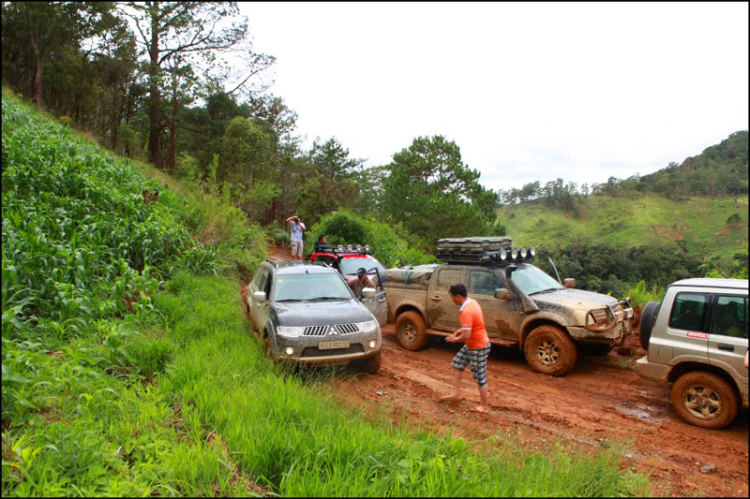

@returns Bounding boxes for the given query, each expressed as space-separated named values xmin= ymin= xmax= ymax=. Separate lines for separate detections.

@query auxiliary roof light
xmin=528 ymin=245 xmax=536 ymax=258
xmin=364 ymin=245 xmax=370 ymax=252
xmin=356 ymin=245 xmax=362 ymax=250
xmin=520 ymin=247 xmax=528 ymax=259
xmin=499 ymin=248 xmax=508 ymax=261
xmin=511 ymin=247 xmax=519 ymax=260
xmin=337 ymin=245 xmax=344 ymax=251
xmin=347 ymin=245 xmax=353 ymax=251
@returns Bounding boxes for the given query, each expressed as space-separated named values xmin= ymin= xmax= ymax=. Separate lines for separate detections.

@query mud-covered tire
xmin=395 ymin=311 xmax=429 ymax=351
xmin=639 ymin=301 xmax=661 ymax=350
xmin=524 ymin=325 xmax=577 ymax=376
xmin=262 ymin=335 xmax=274 ymax=361
xmin=580 ymin=342 xmax=614 ymax=356
xmin=358 ymin=350 xmax=382 ymax=374
xmin=671 ymin=371 xmax=739 ymax=429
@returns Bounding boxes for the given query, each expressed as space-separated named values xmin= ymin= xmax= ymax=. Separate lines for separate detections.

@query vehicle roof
xmin=669 ymin=278 xmax=748 ymax=290
xmin=263 ymin=260 xmax=337 ymax=275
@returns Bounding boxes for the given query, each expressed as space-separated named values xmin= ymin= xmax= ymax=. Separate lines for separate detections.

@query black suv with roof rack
xmin=384 ymin=237 xmax=634 ymax=376
xmin=244 ymin=260 xmax=386 ymax=372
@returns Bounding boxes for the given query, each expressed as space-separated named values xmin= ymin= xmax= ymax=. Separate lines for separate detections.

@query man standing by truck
xmin=441 ymin=283 xmax=492 ymax=413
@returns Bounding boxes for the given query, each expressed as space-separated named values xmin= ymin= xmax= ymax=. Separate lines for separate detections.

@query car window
xmin=436 ymin=269 xmax=464 ymax=290
xmin=510 ymin=264 xmax=562 ymax=295
xmin=274 ymin=273 xmax=353 ymax=301
xmin=339 ymin=256 xmax=384 ymax=276
xmin=711 ymin=295 xmax=747 ymax=338
xmin=253 ymin=268 xmax=269 ymax=292
xmin=469 ymin=270 xmax=503 ymax=296
xmin=669 ymin=293 xmax=708 ymax=332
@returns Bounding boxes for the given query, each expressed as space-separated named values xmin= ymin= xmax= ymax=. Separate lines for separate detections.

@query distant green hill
xmin=639 ymin=130 xmax=748 ymax=197
xmin=497 ymin=193 xmax=748 ymax=270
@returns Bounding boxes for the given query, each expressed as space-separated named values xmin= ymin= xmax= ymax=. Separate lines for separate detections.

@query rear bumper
xmin=636 ymin=355 xmax=671 ymax=384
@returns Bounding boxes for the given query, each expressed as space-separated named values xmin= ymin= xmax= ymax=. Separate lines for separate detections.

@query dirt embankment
xmin=263 ymin=245 xmax=748 ymax=496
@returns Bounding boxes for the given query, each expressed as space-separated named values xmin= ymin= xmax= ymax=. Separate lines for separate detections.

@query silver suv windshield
xmin=274 ymin=273 xmax=353 ymax=301
xmin=511 ymin=264 xmax=563 ymax=295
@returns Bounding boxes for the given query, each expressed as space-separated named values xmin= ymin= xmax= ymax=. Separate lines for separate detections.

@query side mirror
xmin=495 ymin=288 xmax=511 ymax=301
xmin=564 ymin=278 xmax=575 ymax=289
xmin=361 ymin=287 xmax=376 ymax=299
xmin=253 ymin=291 xmax=267 ymax=302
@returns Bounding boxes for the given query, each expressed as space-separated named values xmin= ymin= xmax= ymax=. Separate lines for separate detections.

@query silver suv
xmin=636 ymin=278 xmax=748 ymax=429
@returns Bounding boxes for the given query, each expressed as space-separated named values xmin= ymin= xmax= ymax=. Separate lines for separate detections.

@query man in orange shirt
xmin=441 ymin=283 xmax=491 ymax=413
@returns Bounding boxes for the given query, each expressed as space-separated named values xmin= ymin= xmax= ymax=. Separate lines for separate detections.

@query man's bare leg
xmin=472 ymin=384 xmax=490 ymax=413
xmin=439 ymin=367 xmax=464 ymax=402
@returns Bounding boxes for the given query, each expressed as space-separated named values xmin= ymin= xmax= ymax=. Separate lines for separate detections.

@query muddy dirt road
xmin=266 ymin=245 xmax=748 ymax=496
xmin=336 ymin=326 xmax=748 ymax=497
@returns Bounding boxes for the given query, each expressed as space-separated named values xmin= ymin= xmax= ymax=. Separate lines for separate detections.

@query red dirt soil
xmin=263 ymin=245 xmax=748 ymax=496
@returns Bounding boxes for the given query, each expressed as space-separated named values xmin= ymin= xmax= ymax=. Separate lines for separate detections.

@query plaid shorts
xmin=451 ymin=343 xmax=491 ymax=387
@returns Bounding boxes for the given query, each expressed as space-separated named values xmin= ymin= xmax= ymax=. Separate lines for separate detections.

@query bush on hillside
xmin=308 ymin=210 xmax=435 ymax=267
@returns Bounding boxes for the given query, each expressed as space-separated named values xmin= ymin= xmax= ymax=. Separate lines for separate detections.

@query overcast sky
xmin=241 ymin=2 xmax=749 ymax=191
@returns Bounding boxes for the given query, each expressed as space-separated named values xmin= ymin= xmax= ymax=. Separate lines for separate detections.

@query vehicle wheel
xmin=262 ymin=334 xmax=274 ymax=361
xmin=671 ymin=371 xmax=739 ymax=429
xmin=395 ymin=311 xmax=429 ymax=351
xmin=360 ymin=351 xmax=382 ymax=374
xmin=639 ymin=301 xmax=661 ymax=350
xmin=580 ymin=342 xmax=614 ymax=356
xmin=524 ymin=325 xmax=577 ymax=376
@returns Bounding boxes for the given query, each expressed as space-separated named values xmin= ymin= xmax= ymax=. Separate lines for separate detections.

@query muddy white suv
xmin=636 ymin=278 xmax=748 ymax=429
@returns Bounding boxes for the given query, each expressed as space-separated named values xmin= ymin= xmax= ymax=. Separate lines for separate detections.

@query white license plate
xmin=319 ymin=340 xmax=350 ymax=350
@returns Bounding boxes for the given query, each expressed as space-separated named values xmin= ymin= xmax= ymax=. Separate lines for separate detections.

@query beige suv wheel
xmin=671 ymin=371 xmax=739 ymax=429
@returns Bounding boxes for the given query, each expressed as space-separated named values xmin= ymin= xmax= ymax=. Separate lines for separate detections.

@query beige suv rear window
xmin=669 ymin=292 xmax=708 ymax=331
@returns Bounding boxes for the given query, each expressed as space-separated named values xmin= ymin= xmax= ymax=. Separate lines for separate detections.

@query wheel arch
xmin=668 ymin=362 xmax=742 ymax=400
xmin=394 ymin=303 xmax=427 ymax=324
xmin=520 ymin=317 xmax=568 ymax=349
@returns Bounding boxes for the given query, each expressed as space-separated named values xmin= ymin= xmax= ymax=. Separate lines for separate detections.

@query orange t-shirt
xmin=460 ymin=298 xmax=489 ymax=350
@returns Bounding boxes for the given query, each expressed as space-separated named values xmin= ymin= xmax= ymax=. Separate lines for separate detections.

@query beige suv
xmin=636 ymin=278 xmax=748 ymax=429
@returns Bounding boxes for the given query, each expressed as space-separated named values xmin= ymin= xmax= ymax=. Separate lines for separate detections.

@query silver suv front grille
xmin=303 ymin=323 xmax=360 ymax=336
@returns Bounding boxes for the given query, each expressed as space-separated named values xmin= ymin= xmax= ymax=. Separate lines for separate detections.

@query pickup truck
xmin=385 ymin=256 xmax=634 ymax=376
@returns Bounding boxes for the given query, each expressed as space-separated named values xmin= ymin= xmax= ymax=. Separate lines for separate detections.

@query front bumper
xmin=635 ymin=355 xmax=671 ymax=384
xmin=273 ymin=327 xmax=382 ymax=364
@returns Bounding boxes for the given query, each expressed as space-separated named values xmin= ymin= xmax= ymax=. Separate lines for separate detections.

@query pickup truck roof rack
xmin=435 ymin=237 xmax=536 ymax=265
xmin=313 ymin=244 xmax=371 ymax=255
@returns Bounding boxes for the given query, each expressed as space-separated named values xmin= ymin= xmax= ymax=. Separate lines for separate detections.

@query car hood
xmin=531 ymin=288 xmax=618 ymax=312
xmin=274 ymin=299 xmax=373 ymax=326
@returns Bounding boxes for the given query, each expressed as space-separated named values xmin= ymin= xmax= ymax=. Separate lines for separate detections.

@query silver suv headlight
xmin=277 ymin=326 xmax=305 ymax=338
xmin=356 ymin=319 xmax=378 ymax=333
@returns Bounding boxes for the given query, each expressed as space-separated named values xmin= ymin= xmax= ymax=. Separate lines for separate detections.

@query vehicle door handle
xmin=718 ymin=343 xmax=734 ymax=352
xmin=431 ymin=295 xmax=441 ymax=301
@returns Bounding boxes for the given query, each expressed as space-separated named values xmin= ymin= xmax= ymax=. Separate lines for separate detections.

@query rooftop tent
xmin=385 ymin=264 xmax=438 ymax=286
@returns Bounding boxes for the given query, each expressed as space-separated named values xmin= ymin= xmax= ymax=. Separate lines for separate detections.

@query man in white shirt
xmin=286 ymin=215 xmax=306 ymax=260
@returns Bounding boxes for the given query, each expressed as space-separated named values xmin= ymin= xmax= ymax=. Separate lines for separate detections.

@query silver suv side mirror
xmin=361 ymin=287 xmax=376 ymax=299
xmin=495 ymin=288 xmax=511 ymax=300
xmin=253 ymin=291 xmax=267 ymax=302
xmin=564 ymin=278 xmax=576 ymax=289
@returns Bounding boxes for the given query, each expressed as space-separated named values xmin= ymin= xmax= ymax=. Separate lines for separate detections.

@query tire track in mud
xmin=334 ymin=325 xmax=749 ymax=497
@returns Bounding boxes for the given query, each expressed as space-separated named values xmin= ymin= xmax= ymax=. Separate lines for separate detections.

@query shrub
xmin=309 ymin=209 xmax=434 ymax=267
xmin=626 ymin=280 xmax=665 ymax=310
xmin=726 ymin=212 xmax=741 ymax=224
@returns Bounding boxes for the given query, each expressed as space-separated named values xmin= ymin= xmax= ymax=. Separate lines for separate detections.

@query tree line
xmin=499 ymin=130 xmax=748 ymax=211
xmin=2 ymin=1 xmax=497 ymax=250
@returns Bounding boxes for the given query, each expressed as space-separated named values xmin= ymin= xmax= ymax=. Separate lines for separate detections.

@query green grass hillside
xmin=2 ymin=92 xmax=650 ymax=496
xmin=497 ymin=193 xmax=748 ymax=269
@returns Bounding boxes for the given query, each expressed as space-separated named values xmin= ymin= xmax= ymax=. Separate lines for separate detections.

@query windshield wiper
xmin=529 ymin=288 xmax=561 ymax=295
xmin=276 ymin=298 xmax=304 ymax=302
xmin=310 ymin=296 xmax=348 ymax=301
